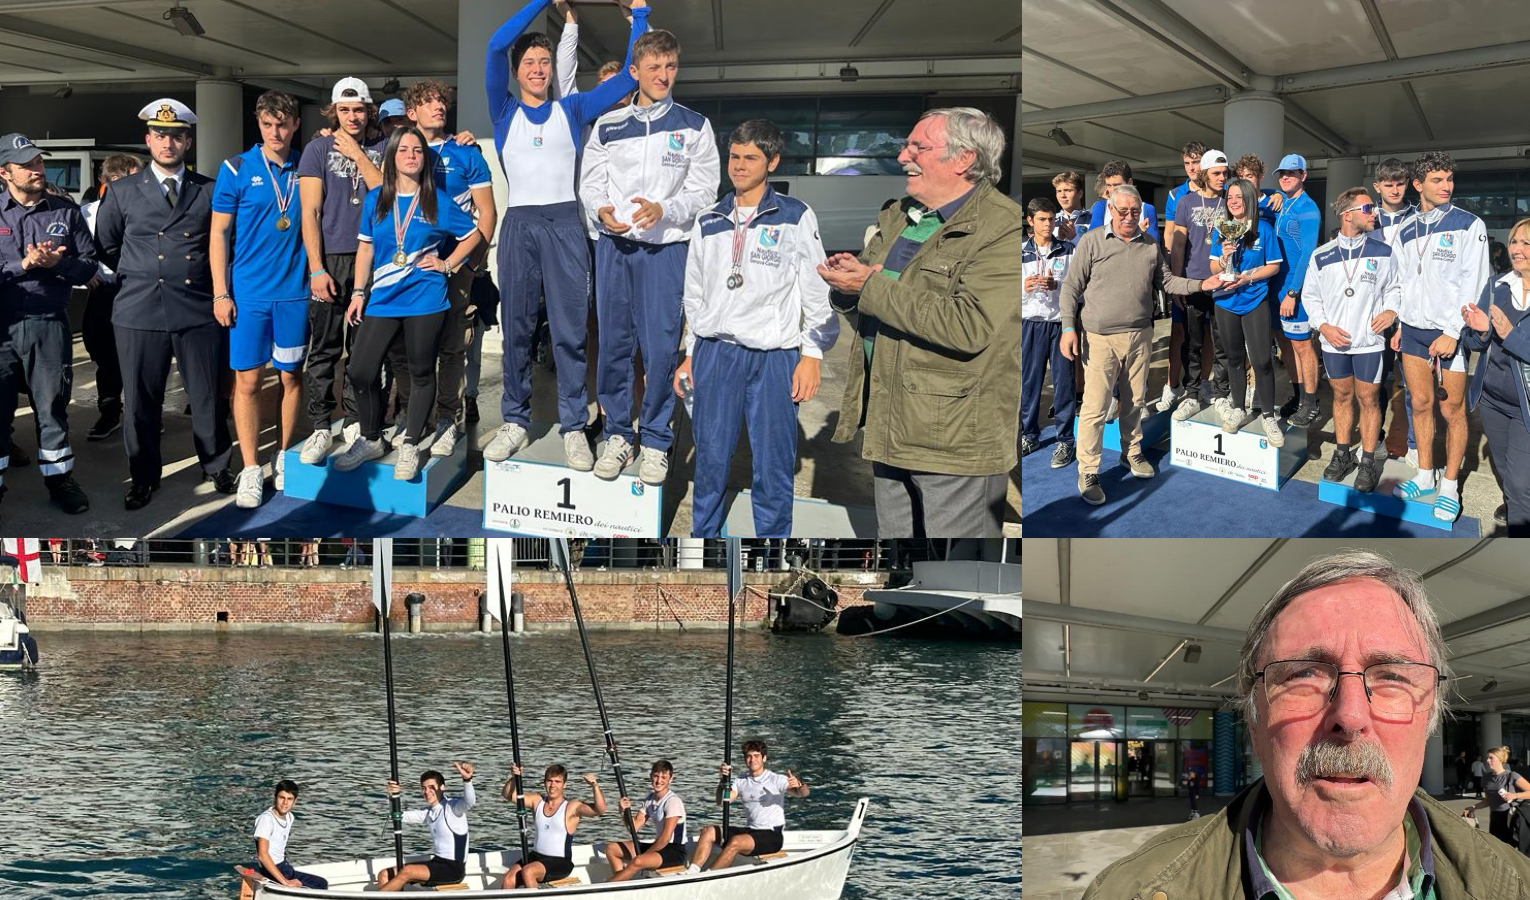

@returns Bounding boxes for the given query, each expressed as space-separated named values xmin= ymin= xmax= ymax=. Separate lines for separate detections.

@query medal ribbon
xmin=393 ymin=191 xmax=421 ymax=265
xmin=730 ymin=205 xmax=762 ymax=283
xmin=263 ymin=153 xmax=297 ymax=223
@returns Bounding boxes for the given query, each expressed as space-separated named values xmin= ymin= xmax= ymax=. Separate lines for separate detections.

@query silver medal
xmin=351 ymin=196 xmax=362 ymax=206
xmin=726 ymin=272 xmax=743 ymax=290
xmin=1344 ymin=287 xmax=1354 ymax=297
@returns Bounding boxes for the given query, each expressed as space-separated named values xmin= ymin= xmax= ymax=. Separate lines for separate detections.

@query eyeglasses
xmin=902 ymin=141 xmax=946 ymax=157
xmin=1256 ymin=659 xmax=1445 ymax=721
xmin=1344 ymin=204 xmax=1376 ymax=215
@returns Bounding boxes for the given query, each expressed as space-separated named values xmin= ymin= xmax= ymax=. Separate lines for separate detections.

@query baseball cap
xmin=1199 ymin=150 xmax=1229 ymax=171
xmin=1276 ymin=153 xmax=1308 ymax=173
xmin=0 ymin=133 xmax=46 ymax=166
xmin=378 ymin=99 xmax=406 ymax=121
xmin=331 ymin=77 xmax=373 ymax=104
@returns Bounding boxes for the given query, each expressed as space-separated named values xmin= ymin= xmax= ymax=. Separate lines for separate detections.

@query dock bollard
xmin=404 ymin=592 xmax=426 ymax=633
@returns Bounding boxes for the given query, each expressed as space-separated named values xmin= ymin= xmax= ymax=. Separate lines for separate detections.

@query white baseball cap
xmin=331 ymin=78 xmax=373 ymax=104
xmin=1200 ymin=150 xmax=1230 ymax=171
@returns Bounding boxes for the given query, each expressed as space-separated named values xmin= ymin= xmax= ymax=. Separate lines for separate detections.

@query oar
xmin=493 ymin=541 xmax=533 ymax=865
xmin=375 ymin=539 xmax=405 ymax=874
xmin=718 ymin=539 xmax=741 ymax=833
xmin=551 ymin=538 xmax=640 ymax=846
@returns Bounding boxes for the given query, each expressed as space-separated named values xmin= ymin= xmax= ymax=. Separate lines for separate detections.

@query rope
xmin=842 ymin=590 xmax=1019 ymax=638
xmin=655 ymin=586 xmax=687 ymax=632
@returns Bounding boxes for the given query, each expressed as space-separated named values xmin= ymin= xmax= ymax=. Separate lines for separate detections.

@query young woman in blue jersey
xmin=1208 ymin=179 xmax=1283 ymax=444
xmin=334 ymin=127 xmax=481 ymax=481
xmin=1462 ymin=218 xmax=1530 ymax=535
xmin=481 ymin=0 xmax=651 ymax=471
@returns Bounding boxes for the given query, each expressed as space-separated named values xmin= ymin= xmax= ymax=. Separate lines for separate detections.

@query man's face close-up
xmin=1251 ymin=578 xmax=1434 ymax=857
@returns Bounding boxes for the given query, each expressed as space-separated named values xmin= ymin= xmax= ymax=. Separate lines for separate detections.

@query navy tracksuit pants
xmin=1021 ymin=318 xmax=1075 ymax=444
xmin=595 ymin=234 xmax=687 ymax=452
xmin=691 ymin=337 xmax=798 ymax=538
xmin=497 ymin=202 xmax=591 ymax=435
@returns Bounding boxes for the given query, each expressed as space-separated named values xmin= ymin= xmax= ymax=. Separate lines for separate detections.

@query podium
xmin=482 ymin=424 xmax=663 ymax=537
xmin=281 ymin=426 xmax=470 ymax=517
xmin=1170 ymin=406 xmax=1305 ymax=491
xmin=1317 ymin=456 xmax=1457 ymax=531
xmin=1074 ymin=406 xmax=1171 ymax=452
xmin=720 ymin=490 xmax=879 ymax=537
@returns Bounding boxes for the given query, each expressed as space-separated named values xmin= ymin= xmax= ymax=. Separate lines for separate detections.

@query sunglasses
xmin=1343 ymin=204 xmax=1376 ymax=215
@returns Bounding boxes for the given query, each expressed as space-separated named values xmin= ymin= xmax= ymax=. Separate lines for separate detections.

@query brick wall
xmin=24 ymin=567 xmax=876 ymax=629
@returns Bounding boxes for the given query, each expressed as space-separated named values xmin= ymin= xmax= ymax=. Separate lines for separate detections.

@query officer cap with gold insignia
xmin=138 ymin=98 xmax=197 ymax=131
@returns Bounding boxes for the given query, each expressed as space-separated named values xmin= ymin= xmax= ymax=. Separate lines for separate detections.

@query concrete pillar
xmin=194 ymin=78 xmax=242 ymax=173
xmin=1214 ymin=710 xmax=1236 ymax=796
xmin=1009 ymin=94 xmax=1022 ymax=200
xmin=458 ymin=0 xmax=500 ymax=146
xmin=300 ymin=102 xmax=324 ymax=143
xmin=677 ymin=538 xmax=705 ymax=570
xmin=1325 ymin=156 xmax=1367 ymax=236
xmin=1223 ymin=91 xmax=1284 ymax=192
xmin=1423 ymin=726 xmax=1445 ymax=795
xmin=1483 ymin=711 xmax=1504 ymax=753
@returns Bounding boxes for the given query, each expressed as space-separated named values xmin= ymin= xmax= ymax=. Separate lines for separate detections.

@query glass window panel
xmin=1127 ymin=707 xmax=1174 ymax=740
xmin=1022 ymin=701 xmax=1069 ymax=738
xmin=1070 ymin=703 xmax=1126 ymax=739
xmin=1069 ymin=741 xmax=1097 ymax=800
xmin=1023 ymin=738 xmax=1069 ymax=803
xmin=1180 ymin=710 xmax=1214 ymax=739
xmin=814 ymin=95 xmax=920 ymax=176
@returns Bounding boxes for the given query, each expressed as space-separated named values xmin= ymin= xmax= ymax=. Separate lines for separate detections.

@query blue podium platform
xmin=1317 ymin=456 xmax=1459 ymax=532
xmin=282 ymin=427 xmax=470 ymax=518
xmin=1074 ymin=406 xmax=1171 ymax=452
xmin=719 ymin=490 xmax=878 ymax=537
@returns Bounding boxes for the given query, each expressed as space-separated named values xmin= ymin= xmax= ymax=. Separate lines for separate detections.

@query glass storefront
xmin=1023 ymin=701 xmax=1227 ymax=804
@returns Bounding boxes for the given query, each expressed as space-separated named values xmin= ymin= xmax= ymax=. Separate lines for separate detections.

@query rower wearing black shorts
xmin=605 ymin=759 xmax=689 ymax=882
xmin=689 ymin=739 xmax=810 ymax=872
xmin=377 ymin=762 xmax=476 ymax=892
xmin=501 ymin=764 xmax=606 ymax=889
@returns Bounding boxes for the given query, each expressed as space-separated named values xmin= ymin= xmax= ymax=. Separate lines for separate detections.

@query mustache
xmin=1294 ymin=739 xmax=1395 ymax=790
xmin=903 ymin=163 xmax=923 ymax=176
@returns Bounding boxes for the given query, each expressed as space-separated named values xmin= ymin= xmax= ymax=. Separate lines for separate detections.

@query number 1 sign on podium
xmin=482 ymin=428 xmax=663 ymax=537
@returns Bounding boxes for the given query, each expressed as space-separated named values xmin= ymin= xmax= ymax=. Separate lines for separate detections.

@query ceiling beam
xmin=1021 ymin=85 xmax=1228 ymax=127
xmin=1279 ymin=41 xmax=1530 ymax=93
xmin=99 ymin=7 xmax=299 ymax=69
xmin=0 ymin=14 xmax=213 ymax=76
xmin=1085 ymin=0 xmax=1252 ymax=90
xmin=1283 ymin=100 xmax=1355 ymax=156
xmin=1024 ymin=599 xmax=1249 ymax=645
xmin=1197 ymin=539 xmax=1286 ymax=625
xmin=214 ymin=0 xmax=391 ymax=66
xmin=849 ymin=0 xmax=899 ymax=48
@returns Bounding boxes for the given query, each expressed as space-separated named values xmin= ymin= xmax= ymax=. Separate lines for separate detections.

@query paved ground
xmin=1024 ymin=790 xmax=1490 ymax=900
xmin=1020 ymin=315 xmax=1505 ymax=532
xmin=10 ymin=320 xmax=1018 ymax=535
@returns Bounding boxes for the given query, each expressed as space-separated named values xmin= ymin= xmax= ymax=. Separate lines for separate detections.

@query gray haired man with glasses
xmin=1085 ymin=550 xmax=1530 ymax=900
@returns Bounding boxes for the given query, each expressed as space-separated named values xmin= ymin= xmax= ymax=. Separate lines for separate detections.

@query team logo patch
xmin=631 ymin=482 xmax=645 ymax=497
xmin=667 ymin=132 xmax=685 ymax=151
xmin=46 ymin=222 xmax=68 ymax=238
xmin=1365 ymin=258 xmax=1378 ymax=273
xmin=250 ymin=175 xmax=264 ymax=186
xmin=1051 ymin=259 xmax=1065 ymax=274
xmin=1440 ymin=234 xmax=1454 ymax=249
xmin=759 ymin=227 xmax=781 ymax=248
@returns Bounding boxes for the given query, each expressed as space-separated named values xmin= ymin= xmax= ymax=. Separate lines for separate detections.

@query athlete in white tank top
xmin=499 ymin=764 xmax=607 ymax=890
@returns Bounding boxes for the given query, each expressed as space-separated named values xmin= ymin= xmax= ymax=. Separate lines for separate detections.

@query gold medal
xmin=393 ymin=251 xmax=408 ymax=267
xmin=392 ymin=191 xmax=421 ymax=271
xmin=276 ymin=216 xmax=290 ymax=231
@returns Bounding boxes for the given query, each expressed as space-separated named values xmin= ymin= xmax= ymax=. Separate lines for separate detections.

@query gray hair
xmin=921 ymin=107 xmax=1006 ymax=185
xmin=1108 ymin=184 xmax=1142 ymax=206
xmin=1235 ymin=550 xmax=1451 ymax=733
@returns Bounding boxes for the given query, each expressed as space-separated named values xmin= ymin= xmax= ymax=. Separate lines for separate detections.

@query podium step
xmin=1169 ymin=406 xmax=1305 ymax=491
xmin=1073 ymin=405 xmax=1171 ymax=452
xmin=482 ymin=423 xmax=663 ymax=537
xmin=720 ymin=489 xmax=878 ymax=537
xmin=282 ymin=426 xmax=470 ymax=517
xmin=1316 ymin=456 xmax=1459 ymax=531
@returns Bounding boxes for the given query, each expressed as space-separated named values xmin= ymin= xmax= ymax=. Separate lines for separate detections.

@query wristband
xmin=310 ymin=269 xmax=328 ymax=279
xmin=1062 ymin=327 xmax=1075 ymax=334
xmin=214 ymin=293 xmax=232 ymax=302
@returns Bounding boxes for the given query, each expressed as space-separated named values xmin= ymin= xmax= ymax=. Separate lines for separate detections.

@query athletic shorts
xmin=424 ymin=855 xmax=466 ymax=886
xmin=528 ymin=851 xmax=574 ymax=882
xmin=230 ymin=297 xmax=309 ymax=372
xmin=1277 ymin=294 xmax=1310 ymax=340
xmin=638 ymin=840 xmax=688 ymax=869
xmin=722 ymin=824 xmax=784 ymax=856
xmin=1400 ymin=323 xmax=1467 ymax=373
xmin=1322 ymin=350 xmax=1384 ymax=385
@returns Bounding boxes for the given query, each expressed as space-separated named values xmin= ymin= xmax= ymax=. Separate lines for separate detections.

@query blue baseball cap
xmin=1276 ymin=153 xmax=1308 ymax=173
xmin=378 ymin=99 xmax=406 ymax=121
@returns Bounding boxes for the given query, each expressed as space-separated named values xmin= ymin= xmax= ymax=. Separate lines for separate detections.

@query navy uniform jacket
xmin=93 ymin=166 xmax=215 ymax=332
xmin=0 ymin=191 xmax=97 ymax=320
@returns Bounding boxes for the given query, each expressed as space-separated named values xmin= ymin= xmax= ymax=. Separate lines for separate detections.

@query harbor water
xmin=2 ymin=629 xmax=1019 ymax=899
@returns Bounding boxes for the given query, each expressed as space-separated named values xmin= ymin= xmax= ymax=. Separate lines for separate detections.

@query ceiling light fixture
xmin=1048 ymin=126 xmax=1074 ymax=147
xmin=382 ymin=77 xmax=401 ymax=95
xmin=1483 ymin=678 xmax=1499 ymax=694
xmin=54 ymin=84 xmax=73 ymax=99
xmin=839 ymin=64 xmax=859 ymax=83
xmin=164 ymin=3 xmax=206 ymax=37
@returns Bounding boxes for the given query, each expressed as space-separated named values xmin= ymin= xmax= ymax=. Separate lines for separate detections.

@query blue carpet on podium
xmin=173 ymin=493 xmax=488 ymax=538
xmin=1021 ymin=426 xmax=1479 ymax=538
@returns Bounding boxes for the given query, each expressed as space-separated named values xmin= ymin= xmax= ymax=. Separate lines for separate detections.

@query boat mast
xmin=718 ymin=539 xmax=741 ymax=832
xmin=375 ymin=539 xmax=405 ymax=873
xmin=551 ymin=538 xmax=640 ymax=846
xmin=493 ymin=541 xmax=533 ymax=865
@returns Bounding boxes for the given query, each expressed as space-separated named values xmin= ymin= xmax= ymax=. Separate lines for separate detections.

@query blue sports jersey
xmin=357 ymin=188 xmax=478 ymax=318
xmin=1256 ymin=189 xmax=1279 ymax=226
xmin=1164 ymin=180 xmax=1192 ymax=224
xmin=429 ymin=139 xmax=493 ymax=214
xmin=1210 ymin=219 xmax=1282 ymax=315
xmin=1273 ymin=190 xmax=1322 ymax=300
xmin=211 ymin=144 xmax=306 ymax=302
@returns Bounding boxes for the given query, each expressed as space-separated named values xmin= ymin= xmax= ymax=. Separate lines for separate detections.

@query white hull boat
xmin=245 ymin=798 xmax=869 ymax=899
xmin=843 ymin=561 xmax=1020 ymax=640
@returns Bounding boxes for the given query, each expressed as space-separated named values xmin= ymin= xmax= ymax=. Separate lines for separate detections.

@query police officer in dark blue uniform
xmin=93 ymin=98 xmax=235 ymax=509
xmin=0 ymin=132 xmax=94 ymax=517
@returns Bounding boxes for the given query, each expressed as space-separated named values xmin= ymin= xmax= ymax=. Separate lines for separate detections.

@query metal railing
xmin=33 ymin=539 xmax=936 ymax=574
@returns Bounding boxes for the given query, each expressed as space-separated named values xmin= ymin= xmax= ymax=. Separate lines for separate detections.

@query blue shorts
xmin=1399 ymin=323 xmax=1467 ymax=374
xmin=1278 ymin=294 xmax=1310 ymax=340
xmin=230 ymin=298 xmax=308 ymax=372
xmin=1322 ymin=350 xmax=1383 ymax=385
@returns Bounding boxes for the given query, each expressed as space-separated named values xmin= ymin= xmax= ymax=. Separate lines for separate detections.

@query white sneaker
xmin=1261 ymin=414 xmax=1285 ymax=448
xmin=685 ymin=865 xmax=701 ymax=876
xmin=1405 ymin=448 xmax=1419 ymax=469
xmin=390 ymin=427 xmax=409 ymax=450
xmin=1211 ymin=396 xmax=1232 ymax=420
xmin=234 ymin=464 xmax=264 ymax=509
xmin=1172 ymin=397 xmax=1202 ymax=421
xmin=1220 ymin=402 xmax=1244 ymax=433
xmin=275 ymin=452 xmax=285 ymax=491
xmin=1105 ymin=396 xmax=1120 ymax=423
xmin=564 ymin=431 xmax=595 ymax=471
xmin=394 ymin=442 xmax=420 ymax=481
xmin=342 ymin=421 xmax=361 ymax=447
xmin=483 ymin=423 xmax=529 ymax=461
xmin=299 ymin=429 xmax=333 ymax=465
xmin=593 ymin=434 xmax=634 ymax=480
xmin=638 ymin=447 xmax=669 ymax=485
xmin=431 ymin=422 xmax=458 ymax=457
xmin=1158 ymin=384 xmax=1175 ymax=411
xmin=333 ymin=436 xmax=386 ymax=472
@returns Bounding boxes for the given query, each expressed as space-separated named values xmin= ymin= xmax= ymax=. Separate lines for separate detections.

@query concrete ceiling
xmin=1024 ymin=538 xmax=1530 ymax=714
xmin=1020 ymin=0 xmax=1530 ymax=181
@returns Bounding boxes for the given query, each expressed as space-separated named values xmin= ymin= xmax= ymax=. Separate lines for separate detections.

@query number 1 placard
xmin=482 ymin=458 xmax=663 ymax=537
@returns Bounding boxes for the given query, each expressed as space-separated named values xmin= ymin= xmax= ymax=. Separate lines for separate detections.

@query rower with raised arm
xmin=501 ymin=764 xmax=607 ymax=888
xmin=377 ymin=762 xmax=476 ymax=891
xmin=688 ymin=739 xmax=809 ymax=873
xmin=605 ymin=760 xmax=688 ymax=882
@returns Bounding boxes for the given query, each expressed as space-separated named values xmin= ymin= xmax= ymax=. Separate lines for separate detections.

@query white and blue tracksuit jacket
xmin=579 ymin=95 xmax=720 ymax=246
xmin=1301 ymin=233 xmax=1402 ymax=355
xmin=1388 ymin=203 xmax=1491 ymax=340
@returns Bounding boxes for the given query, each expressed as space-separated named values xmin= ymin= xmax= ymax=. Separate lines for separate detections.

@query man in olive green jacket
xmin=819 ymin=107 xmax=1022 ymax=537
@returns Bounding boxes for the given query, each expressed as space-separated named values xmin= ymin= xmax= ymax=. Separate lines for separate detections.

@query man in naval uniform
xmin=93 ymin=98 xmax=235 ymax=509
